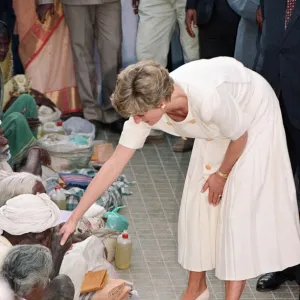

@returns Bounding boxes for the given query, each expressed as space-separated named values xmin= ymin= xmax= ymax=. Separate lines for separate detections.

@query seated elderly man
xmin=0 ymin=193 xmax=109 ymax=300
xmin=1 ymin=245 xmax=75 ymax=300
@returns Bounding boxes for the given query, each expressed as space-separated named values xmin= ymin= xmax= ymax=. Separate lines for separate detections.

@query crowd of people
xmin=0 ymin=0 xmax=300 ymax=299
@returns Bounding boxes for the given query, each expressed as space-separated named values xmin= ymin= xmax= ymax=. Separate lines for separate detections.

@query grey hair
xmin=1 ymin=245 xmax=53 ymax=298
xmin=0 ymin=171 xmax=44 ymax=207
xmin=111 ymin=60 xmax=174 ymax=117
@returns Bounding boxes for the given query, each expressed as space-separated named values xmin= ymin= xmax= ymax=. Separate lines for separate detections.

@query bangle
xmin=217 ymin=171 xmax=228 ymax=179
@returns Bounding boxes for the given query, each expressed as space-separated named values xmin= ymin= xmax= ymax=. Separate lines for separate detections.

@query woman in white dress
xmin=60 ymin=57 xmax=300 ymax=299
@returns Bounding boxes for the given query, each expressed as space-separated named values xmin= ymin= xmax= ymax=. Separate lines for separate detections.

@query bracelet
xmin=216 ymin=171 xmax=228 ymax=179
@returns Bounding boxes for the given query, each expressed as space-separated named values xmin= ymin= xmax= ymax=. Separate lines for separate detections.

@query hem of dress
xmin=179 ymin=260 xmax=300 ymax=281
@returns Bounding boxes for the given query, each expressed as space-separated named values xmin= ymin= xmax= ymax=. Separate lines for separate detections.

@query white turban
xmin=0 ymin=193 xmax=60 ymax=235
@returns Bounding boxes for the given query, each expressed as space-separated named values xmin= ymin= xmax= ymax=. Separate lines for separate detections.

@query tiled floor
xmin=97 ymin=129 xmax=299 ymax=300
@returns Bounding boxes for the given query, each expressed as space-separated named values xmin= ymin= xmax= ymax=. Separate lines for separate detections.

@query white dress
xmin=119 ymin=57 xmax=300 ymax=280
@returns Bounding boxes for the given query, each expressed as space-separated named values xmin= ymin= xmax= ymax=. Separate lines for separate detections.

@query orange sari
xmin=13 ymin=0 xmax=82 ymax=115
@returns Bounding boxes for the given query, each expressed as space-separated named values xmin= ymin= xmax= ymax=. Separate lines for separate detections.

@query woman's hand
xmin=202 ymin=173 xmax=227 ymax=206
xmin=59 ymin=219 xmax=77 ymax=246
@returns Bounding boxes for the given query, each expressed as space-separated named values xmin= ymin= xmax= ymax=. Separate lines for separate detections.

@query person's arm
xmin=227 ymin=0 xmax=259 ymax=21
xmin=197 ymin=82 xmax=251 ymax=205
xmin=202 ymin=132 xmax=248 ymax=205
xmin=185 ymin=0 xmax=198 ymax=37
xmin=218 ymin=132 xmax=248 ymax=176
xmin=186 ymin=0 xmax=198 ymax=9
xmin=60 ymin=144 xmax=135 ymax=245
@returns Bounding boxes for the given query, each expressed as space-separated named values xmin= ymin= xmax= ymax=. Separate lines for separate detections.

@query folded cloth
xmin=59 ymin=173 xmax=93 ymax=189
xmin=62 ymin=176 xmax=134 ymax=212
xmin=80 ymin=270 xmax=108 ymax=294
xmin=0 ymin=193 xmax=60 ymax=235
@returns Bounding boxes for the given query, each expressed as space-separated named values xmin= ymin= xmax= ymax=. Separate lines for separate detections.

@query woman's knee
xmin=2 ymin=112 xmax=27 ymax=129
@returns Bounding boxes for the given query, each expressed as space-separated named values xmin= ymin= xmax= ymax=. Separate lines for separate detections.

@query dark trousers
xmin=198 ymin=0 xmax=240 ymax=58
xmin=279 ymin=93 xmax=300 ymax=284
xmin=280 ymin=93 xmax=300 ymax=203
xmin=7 ymin=0 xmax=24 ymax=75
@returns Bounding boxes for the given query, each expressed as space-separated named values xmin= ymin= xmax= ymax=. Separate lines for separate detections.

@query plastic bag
xmin=37 ymin=134 xmax=93 ymax=157
xmin=63 ymin=117 xmax=96 ymax=140
xmin=104 ymin=206 xmax=129 ymax=232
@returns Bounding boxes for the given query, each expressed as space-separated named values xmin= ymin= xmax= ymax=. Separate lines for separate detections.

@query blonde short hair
xmin=111 ymin=60 xmax=174 ymax=117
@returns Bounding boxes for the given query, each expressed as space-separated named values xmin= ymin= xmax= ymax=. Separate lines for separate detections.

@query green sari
xmin=2 ymin=94 xmax=37 ymax=166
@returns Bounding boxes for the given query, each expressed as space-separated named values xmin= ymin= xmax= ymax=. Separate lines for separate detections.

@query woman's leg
xmin=225 ymin=280 xmax=246 ymax=300
xmin=2 ymin=112 xmax=36 ymax=166
xmin=4 ymin=94 xmax=38 ymax=137
xmin=182 ymin=271 xmax=207 ymax=300
xmin=4 ymin=94 xmax=38 ymax=118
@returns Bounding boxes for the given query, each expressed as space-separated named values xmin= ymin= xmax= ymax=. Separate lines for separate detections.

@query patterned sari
xmin=13 ymin=0 xmax=82 ymax=115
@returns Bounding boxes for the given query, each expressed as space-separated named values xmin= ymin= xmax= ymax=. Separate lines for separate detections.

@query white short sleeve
xmin=211 ymin=83 xmax=252 ymax=140
xmin=119 ymin=118 xmax=151 ymax=149
xmin=191 ymin=82 xmax=252 ymax=140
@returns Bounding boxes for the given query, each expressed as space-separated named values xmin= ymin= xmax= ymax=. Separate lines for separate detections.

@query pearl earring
xmin=161 ymin=104 xmax=166 ymax=111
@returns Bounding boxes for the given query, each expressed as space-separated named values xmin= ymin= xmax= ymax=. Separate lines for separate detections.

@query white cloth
xmin=119 ymin=57 xmax=300 ymax=280
xmin=0 ymin=275 xmax=14 ymax=300
xmin=0 ymin=236 xmax=12 ymax=268
xmin=38 ymin=106 xmax=62 ymax=124
xmin=60 ymin=235 xmax=110 ymax=300
xmin=0 ymin=194 xmax=60 ymax=235
xmin=0 ymin=162 xmax=12 ymax=173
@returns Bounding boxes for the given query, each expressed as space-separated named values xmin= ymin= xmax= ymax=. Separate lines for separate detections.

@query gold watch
xmin=217 ymin=171 xmax=228 ymax=179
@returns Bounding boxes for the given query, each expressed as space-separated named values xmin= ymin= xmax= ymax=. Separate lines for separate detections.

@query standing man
xmin=46 ymin=0 xmax=124 ymax=132
xmin=134 ymin=0 xmax=199 ymax=148
xmin=255 ymin=0 xmax=300 ymax=292
xmin=185 ymin=0 xmax=240 ymax=59
xmin=227 ymin=0 xmax=262 ymax=69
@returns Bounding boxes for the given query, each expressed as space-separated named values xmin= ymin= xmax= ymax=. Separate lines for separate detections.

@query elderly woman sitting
xmin=0 ymin=193 xmax=111 ymax=300
xmin=0 ymin=244 xmax=74 ymax=300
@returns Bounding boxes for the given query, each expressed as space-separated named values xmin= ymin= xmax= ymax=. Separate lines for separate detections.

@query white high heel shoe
xmin=196 ymin=288 xmax=210 ymax=300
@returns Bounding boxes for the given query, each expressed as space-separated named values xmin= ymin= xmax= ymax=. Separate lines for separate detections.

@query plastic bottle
xmin=43 ymin=121 xmax=65 ymax=135
xmin=50 ymin=186 xmax=67 ymax=210
xmin=115 ymin=231 xmax=132 ymax=270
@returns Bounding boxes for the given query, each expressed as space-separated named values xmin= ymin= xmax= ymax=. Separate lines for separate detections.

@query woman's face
xmin=133 ymin=104 xmax=165 ymax=126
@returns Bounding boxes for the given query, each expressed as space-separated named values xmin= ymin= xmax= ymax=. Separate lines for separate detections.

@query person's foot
xmin=109 ymin=118 xmax=127 ymax=133
xmin=89 ymin=119 xmax=102 ymax=129
xmin=181 ymin=287 xmax=208 ymax=300
xmin=256 ymin=271 xmax=295 ymax=292
xmin=173 ymin=138 xmax=194 ymax=152
xmin=145 ymin=129 xmax=164 ymax=143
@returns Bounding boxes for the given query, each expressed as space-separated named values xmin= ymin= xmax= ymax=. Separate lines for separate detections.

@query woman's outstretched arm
xmin=60 ymin=144 xmax=135 ymax=245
